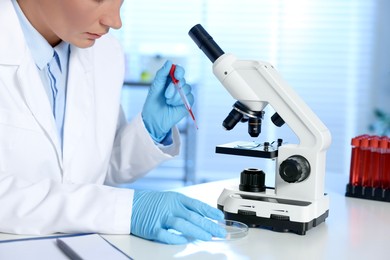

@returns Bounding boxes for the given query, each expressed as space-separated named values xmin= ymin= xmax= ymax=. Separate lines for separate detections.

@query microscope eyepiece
xmin=189 ymin=25 xmax=264 ymax=138
xmin=188 ymin=24 xmax=225 ymax=63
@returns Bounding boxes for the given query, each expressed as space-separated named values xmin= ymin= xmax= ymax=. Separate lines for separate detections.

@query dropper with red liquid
xmin=169 ymin=64 xmax=198 ymax=129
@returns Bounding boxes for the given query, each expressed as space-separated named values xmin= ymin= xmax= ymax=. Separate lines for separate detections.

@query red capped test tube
xmin=349 ymin=136 xmax=363 ymax=186
xmin=358 ymin=136 xmax=371 ymax=187
xmin=369 ymin=136 xmax=380 ymax=188
xmin=381 ymin=137 xmax=390 ymax=189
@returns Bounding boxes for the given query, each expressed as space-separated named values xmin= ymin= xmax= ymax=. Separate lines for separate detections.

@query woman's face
xmin=18 ymin=0 xmax=123 ymax=47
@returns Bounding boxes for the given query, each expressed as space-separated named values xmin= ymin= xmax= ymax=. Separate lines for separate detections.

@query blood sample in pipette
xmin=169 ymin=64 xmax=198 ymax=129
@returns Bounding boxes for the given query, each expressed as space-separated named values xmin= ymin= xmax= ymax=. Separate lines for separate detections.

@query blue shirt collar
xmin=54 ymin=41 xmax=70 ymax=72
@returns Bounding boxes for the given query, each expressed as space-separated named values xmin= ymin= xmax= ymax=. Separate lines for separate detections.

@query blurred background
xmin=112 ymin=0 xmax=390 ymax=190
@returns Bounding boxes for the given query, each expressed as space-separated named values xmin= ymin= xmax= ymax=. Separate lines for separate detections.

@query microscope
xmin=189 ymin=24 xmax=332 ymax=235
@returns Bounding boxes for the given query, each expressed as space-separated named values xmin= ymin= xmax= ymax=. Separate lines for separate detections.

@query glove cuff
xmin=148 ymin=128 xmax=172 ymax=145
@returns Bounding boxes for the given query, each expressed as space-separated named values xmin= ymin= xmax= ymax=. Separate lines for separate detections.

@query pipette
xmin=169 ymin=64 xmax=198 ymax=129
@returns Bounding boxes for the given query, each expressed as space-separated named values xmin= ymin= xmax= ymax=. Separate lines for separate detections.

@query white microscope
xmin=189 ymin=24 xmax=332 ymax=235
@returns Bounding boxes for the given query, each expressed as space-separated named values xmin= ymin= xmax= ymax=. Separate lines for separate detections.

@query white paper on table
xmin=0 ymin=234 xmax=131 ymax=260
xmin=57 ymin=234 xmax=131 ymax=259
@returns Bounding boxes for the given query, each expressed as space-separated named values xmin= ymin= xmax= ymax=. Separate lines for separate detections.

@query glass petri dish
xmin=213 ymin=220 xmax=249 ymax=241
xmin=235 ymin=141 xmax=261 ymax=149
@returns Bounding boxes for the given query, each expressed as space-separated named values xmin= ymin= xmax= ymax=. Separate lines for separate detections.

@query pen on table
xmin=169 ymin=64 xmax=198 ymax=129
xmin=56 ymin=238 xmax=82 ymax=260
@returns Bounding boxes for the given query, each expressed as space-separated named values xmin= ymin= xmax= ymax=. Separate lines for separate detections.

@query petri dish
xmin=213 ymin=220 xmax=249 ymax=241
xmin=235 ymin=141 xmax=261 ymax=149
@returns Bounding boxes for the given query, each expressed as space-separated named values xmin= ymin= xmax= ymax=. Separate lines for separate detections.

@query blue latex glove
xmin=130 ymin=190 xmax=227 ymax=244
xmin=142 ymin=60 xmax=194 ymax=142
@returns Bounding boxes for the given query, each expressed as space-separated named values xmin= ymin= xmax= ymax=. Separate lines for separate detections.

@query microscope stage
xmin=216 ymin=141 xmax=278 ymax=159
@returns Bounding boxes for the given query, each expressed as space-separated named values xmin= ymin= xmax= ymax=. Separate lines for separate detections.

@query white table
xmin=1 ymin=174 xmax=390 ymax=260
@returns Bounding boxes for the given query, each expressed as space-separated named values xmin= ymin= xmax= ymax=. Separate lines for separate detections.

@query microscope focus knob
xmin=279 ymin=155 xmax=311 ymax=183
xmin=239 ymin=168 xmax=266 ymax=192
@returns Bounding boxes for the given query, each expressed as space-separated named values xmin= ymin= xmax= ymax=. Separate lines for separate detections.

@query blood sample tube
xmin=382 ymin=137 xmax=390 ymax=189
xmin=369 ymin=136 xmax=380 ymax=188
xmin=349 ymin=136 xmax=362 ymax=186
xmin=379 ymin=137 xmax=388 ymax=189
xmin=359 ymin=136 xmax=371 ymax=187
xmin=387 ymin=138 xmax=390 ymax=187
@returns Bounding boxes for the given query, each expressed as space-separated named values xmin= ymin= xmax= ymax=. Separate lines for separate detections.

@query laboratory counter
xmin=1 ymin=173 xmax=389 ymax=260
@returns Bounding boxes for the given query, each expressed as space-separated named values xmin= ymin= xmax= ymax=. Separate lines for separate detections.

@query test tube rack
xmin=345 ymin=135 xmax=390 ymax=202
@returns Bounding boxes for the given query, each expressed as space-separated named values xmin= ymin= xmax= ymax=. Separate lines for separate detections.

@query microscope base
xmin=218 ymin=205 xmax=328 ymax=235
xmin=217 ymin=188 xmax=329 ymax=235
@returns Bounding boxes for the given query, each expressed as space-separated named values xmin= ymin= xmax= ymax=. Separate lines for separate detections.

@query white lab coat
xmin=0 ymin=0 xmax=180 ymax=235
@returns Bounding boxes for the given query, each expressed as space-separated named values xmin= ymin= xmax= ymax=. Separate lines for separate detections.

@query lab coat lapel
xmin=62 ymin=46 xmax=94 ymax=167
xmin=16 ymin=58 xmax=63 ymax=159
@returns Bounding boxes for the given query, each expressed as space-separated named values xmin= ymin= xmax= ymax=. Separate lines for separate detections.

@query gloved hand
xmin=130 ymin=190 xmax=227 ymax=244
xmin=142 ymin=60 xmax=194 ymax=142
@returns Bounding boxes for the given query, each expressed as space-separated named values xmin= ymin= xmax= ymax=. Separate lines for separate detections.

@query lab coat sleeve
xmin=0 ymin=175 xmax=133 ymax=235
xmin=105 ymin=112 xmax=181 ymax=186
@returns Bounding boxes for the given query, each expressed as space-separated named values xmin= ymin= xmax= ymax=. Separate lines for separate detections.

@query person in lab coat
xmin=0 ymin=0 xmax=226 ymax=244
